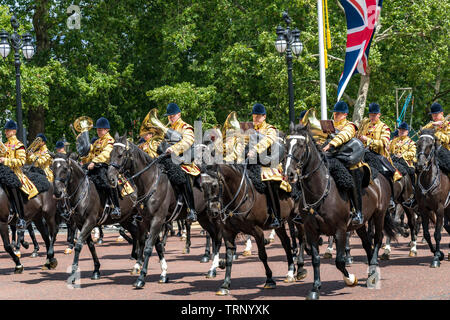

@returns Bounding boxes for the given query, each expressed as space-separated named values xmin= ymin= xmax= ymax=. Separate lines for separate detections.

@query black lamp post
xmin=275 ymin=11 xmax=303 ymax=128
xmin=0 ymin=16 xmax=35 ymax=144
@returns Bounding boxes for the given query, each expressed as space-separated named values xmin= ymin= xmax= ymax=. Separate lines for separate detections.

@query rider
xmin=164 ymin=103 xmax=199 ymax=223
xmin=389 ymin=122 xmax=416 ymax=169
xmin=0 ymin=120 xmax=39 ymax=230
xmin=422 ymin=102 xmax=449 ymax=150
xmin=139 ymin=126 xmax=162 ymax=158
xmin=323 ymin=101 xmax=365 ymax=226
xmin=55 ymin=140 xmax=66 ymax=154
xmin=26 ymin=133 xmax=54 ymax=182
xmin=357 ymin=102 xmax=401 ymax=210
xmin=247 ymin=103 xmax=284 ymax=229
xmin=80 ymin=117 xmax=122 ymax=219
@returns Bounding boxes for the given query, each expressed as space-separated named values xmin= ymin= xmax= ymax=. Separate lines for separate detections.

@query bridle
xmin=53 ymin=157 xmax=90 ymax=218
xmin=285 ymin=132 xmax=331 ymax=211
xmin=417 ymin=134 xmax=440 ymax=196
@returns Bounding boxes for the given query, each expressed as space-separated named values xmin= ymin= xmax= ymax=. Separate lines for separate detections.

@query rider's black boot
xmin=350 ymin=169 xmax=364 ymax=227
xmin=10 ymin=188 xmax=26 ymax=230
xmin=110 ymin=187 xmax=121 ymax=219
xmin=266 ymin=182 xmax=281 ymax=229
xmin=183 ymin=178 xmax=197 ymax=223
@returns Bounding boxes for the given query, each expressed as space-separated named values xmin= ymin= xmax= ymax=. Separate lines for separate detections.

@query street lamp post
xmin=0 ymin=16 xmax=35 ymax=144
xmin=275 ymin=11 xmax=303 ymax=128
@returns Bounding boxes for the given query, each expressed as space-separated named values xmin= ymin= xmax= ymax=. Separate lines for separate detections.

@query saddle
xmin=364 ymin=150 xmax=395 ymax=180
xmin=436 ymin=147 xmax=450 ymax=174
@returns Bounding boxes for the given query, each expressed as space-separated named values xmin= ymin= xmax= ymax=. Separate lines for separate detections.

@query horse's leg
xmin=295 ymin=224 xmax=307 ymax=281
xmin=275 ymin=226 xmax=295 ymax=283
xmin=421 ymin=214 xmax=436 ymax=256
xmin=201 ymin=231 xmax=211 ymax=263
xmin=206 ymin=231 xmax=223 ymax=279
xmin=381 ymin=235 xmax=391 ymax=260
xmin=367 ymin=212 xmax=385 ymax=288
xmin=133 ymin=218 xmax=163 ymax=289
xmin=345 ymin=231 xmax=353 ymax=265
xmin=69 ymin=221 xmax=95 ymax=283
xmin=130 ymin=223 xmax=146 ymax=276
xmin=444 ymin=215 xmax=450 ymax=261
xmin=252 ymin=228 xmax=276 ymax=289
xmin=242 ymin=235 xmax=252 ymax=256
xmin=216 ymin=232 xmax=237 ymax=296
xmin=97 ymin=226 xmax=104 ymax=244
xmin=430 ymin=208 xmax=444 ymax=268
xmin=65 ymin=221 xmax=77 ymax=254
xmin=404 ymin=206 xmax=418 ymax=257
xmin=85 ymin=234 xmax=101 ymax=279
xmin=335 ymin=229 xmax=358 ymax=288
xmin=183 ymin=221 xmax=191 ymax=254
xmin=32 ymin=217 xmax=54 ymax=270
xmin=0 ymin=223 xmax=23 ymax=273
xmin=154 ymin=236 xmax=169 ymax=283
xmin=355 ymin=225 xmax=374 ymax=265
xmin=28 ymin=223 xmax=40 ymax=258
xmin=306 ymin=235 xmax=322 ymax=300
xmin=323 ymin=235 xmax=334 ymax=259
xmin=288 ymin=220 xmax=298 ymax=260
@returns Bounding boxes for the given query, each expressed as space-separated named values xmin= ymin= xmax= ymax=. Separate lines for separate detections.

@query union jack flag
xmin=336 ymin=0 xmax=383 ymax=102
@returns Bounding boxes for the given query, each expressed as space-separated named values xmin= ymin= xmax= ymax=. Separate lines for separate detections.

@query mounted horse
xmin=107 ymin=135 xmax=223 ymax=288
xmin=284 ymin=124 xmax=400 ymax=300
xmin=52 ymin=154 xmax=142 ymax=282
xmin=0 ymin=164 xmax=59 ymax=273
xmin=415 ymin=129 xmax=450 ymax=268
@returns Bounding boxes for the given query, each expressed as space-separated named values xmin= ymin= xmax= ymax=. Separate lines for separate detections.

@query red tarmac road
xmin=0 ymin=225 xmax=448 ymax=300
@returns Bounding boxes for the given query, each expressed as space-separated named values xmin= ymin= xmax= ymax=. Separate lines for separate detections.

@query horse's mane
xmin=292 ymin=124 xmax=326 ymax=159
xmin=118 ymin=136 xmax=153 ymax=165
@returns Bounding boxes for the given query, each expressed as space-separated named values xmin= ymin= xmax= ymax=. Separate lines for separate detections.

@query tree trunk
xmin=27 ymin=106 xmax=46 ymax=143
xmin=352 ymin=69 xmax=371 ymax=126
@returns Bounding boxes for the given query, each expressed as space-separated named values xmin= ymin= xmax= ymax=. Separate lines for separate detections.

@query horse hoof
xmin=50 ymin=258 xmax=58 ymax=270
xmin=97 ymin=239 xmax=103 ymax=245
xmin=206 ymin=270 xmax=216 ymax=279
xmin=284 ymin=276 xmax=296 ymax=283
xmin=14 ymin=251 xmax=21 ymax=258
xmin=31 ymin=251 xmax=39 ymax=258
xmin=133 ymin=279 xmax=145 ymax=289
xmin=409 ymin=251 xmax=417 ymax=257
xmin=42 ymin=262 xmax=51 ymax=270
xmin=218 ymin=259 xmax=226 ymax=270
xmin=232 ymin=254 xmax=239 ymax=261
xmin=22 ymin=241 xmax=29 ymax=250
xmin=380 ymin=253 xmax=390 ymax=260
xmin=200 ymin=255 xmax=210 ymax=263
xmin=242 ymin=250 xmax=251 ymax=257
xmin=306 ymin=291 xmax=320 ymax=300
xmin=269 ymin=238 xmax=274 ymax=243
xmin=64 ymin=248 xmax=73 ymax=255
xmin=14 ymin=265 xmax=24 ymax=274
xmin=264 ymin=280 xmax=276 ymax=289
xmin=215 ymin=288 xmax=229 ymax=296
xmin=430 ymin=260 xmax=440 ymax=268
xmin=323 ymin=252 xmax=332 ymax=259
xmin=343 ymin=274 xmax=358 ymax=287
xmin=438 ymin=251 xmax=444 ymax=261
xmin=182 ymin=248 xmax=187 ymax=254
xmin=296 ymin=269 xmax=308 ymax=281
xmin=116 ymin=236 xmax=125 ymax=242
xmin=91 ymin=272 xmax=101 ymax=280
xmin=159 ymin=276 xmax=169 ymax=283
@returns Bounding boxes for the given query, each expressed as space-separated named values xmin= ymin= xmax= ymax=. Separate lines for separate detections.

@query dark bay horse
xmin=415 ymin=129 xmax=450 ymax=268
xmin=0 ymin=183 xmax=59 ymax=273
xmin=52 ymin=155 xmax=141 ymax=282
xmin=201 ymin=161 xmax=299 ymax=296
xmin=284 ymin=124 xmax=399 ymax=300
xmin=107 ymin=135 xmax=223 ymax=288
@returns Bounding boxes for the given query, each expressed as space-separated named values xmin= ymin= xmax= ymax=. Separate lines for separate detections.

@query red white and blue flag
xmin=336 ymin=0 xmax=383 ymax=101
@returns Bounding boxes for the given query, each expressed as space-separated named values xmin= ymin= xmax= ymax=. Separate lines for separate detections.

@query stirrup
xmin=269 ymin=216 xmax=281 ymax=229
xmin=351 ymin=211 xmax=364 ymax=226
xmin=110 ymin=207 xmax=121 ymax=219
xmin=292 ymin=214 xmax=303 ymax=224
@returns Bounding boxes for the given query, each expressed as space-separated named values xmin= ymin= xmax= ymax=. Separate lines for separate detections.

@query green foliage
xmin=0 ymin=0 xmax=448 ymax=149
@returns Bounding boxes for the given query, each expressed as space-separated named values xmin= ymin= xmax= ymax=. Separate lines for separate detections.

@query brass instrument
xmin=140 ymin=109 xmax=165 ymax=148
xmin=73 ymin=116 xmax=93 ymax=157
xmin=302 ymin=108 xmax=329 ymax=142
xmin=146 ymin=108 xmax=182 ymax=143
xmin=0 ymin=132 xmax=7 ymax=157
xmin=26 ymin=136 xmax=43 ymax=156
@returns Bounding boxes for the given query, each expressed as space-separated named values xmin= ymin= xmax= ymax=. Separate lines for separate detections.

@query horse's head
xmin=108 ymin=133 xmax=132 ymax=188
xmin=51 ymin=154 xmax=72 ymax=199
xmin=284 ymin=124 xmax=311 ymax=184
xmin=200 ymin=164 xmax=222 ymax=217
xmin=416 ymin=129 xmax=438 ymax=171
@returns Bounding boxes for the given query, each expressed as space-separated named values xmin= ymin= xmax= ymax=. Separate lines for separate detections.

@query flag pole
xmin=317 ymin=0 xmax=328 ymax=120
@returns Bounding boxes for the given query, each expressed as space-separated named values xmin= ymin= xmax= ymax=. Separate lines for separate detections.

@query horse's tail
xmin=383 ymin=211 xmax=403 ymax=242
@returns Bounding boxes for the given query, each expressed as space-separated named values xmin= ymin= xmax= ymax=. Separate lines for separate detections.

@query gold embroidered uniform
xmin=169 ymin=118 xmax=200 ymax=176
xmin=422 ymin=119 xmax=449 ymax=150
xmin=27 ymin=144 xmax=54 ymax=182
xmin=389 ymin=136 xmax=416 ymax=167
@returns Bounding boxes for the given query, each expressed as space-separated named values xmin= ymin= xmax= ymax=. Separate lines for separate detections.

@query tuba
xmin=73 ymin=116 xmax=93 ymax=157
xmin=140 ymin=109 xmax=165 ymax=145
xmin=26 ymin=136 xmax=43 ymax=156
xmin=146 ymin=108 xmax=183 ymax=143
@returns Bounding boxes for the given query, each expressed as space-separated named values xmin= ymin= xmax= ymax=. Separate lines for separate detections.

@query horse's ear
xmin=69 ymin=152 xmax=79 ymax=161
xmin=114 ymin=132 xmax=120 ymax=140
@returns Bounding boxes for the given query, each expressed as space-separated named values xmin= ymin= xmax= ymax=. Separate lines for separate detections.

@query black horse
xmin=284 ymin=124 xmax=400 ymax=299
xmin=107 ymin=135 xmax=223 ymax=288
xmin=415 ymin=129 xmax=450 ymax=268
xmin=52 ymin=154 xmax=142 ymax=282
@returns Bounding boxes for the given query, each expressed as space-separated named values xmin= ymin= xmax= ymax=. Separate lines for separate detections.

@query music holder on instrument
xmin=320 ymin=120 xmax=335 ymax=135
